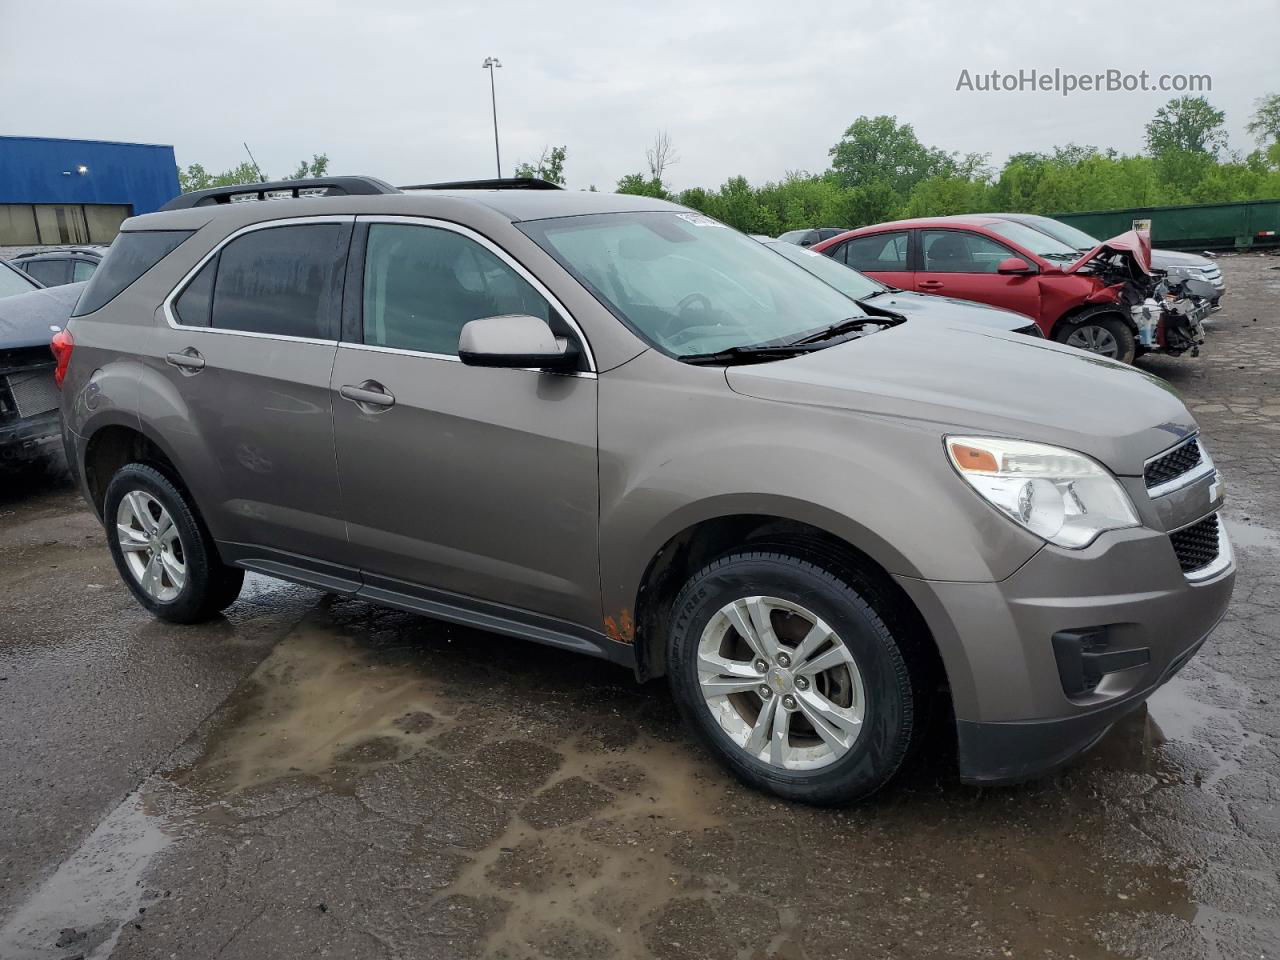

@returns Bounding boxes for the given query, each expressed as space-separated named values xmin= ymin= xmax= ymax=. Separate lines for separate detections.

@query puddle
xmin=1224 ymin=517 xmax=1280 ymax=553
xmin=169 ymin=612 xmax=452 ymax=797
xmin=0 ymin=795 xmax=172 ymax=959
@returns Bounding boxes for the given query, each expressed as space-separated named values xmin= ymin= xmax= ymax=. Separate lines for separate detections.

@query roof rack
xmin=399 ymin=177 xmax=564 ymax=191
xmin=160 ymin=176 xmax=401 ymax=211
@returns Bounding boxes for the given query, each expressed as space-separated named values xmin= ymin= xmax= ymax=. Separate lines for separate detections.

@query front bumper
xmin=895 ymin=516 xmax=1235 ymax=785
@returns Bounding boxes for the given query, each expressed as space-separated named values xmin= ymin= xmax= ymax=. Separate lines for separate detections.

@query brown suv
xmin=56 ymin=177 xmax=1234 ymax=804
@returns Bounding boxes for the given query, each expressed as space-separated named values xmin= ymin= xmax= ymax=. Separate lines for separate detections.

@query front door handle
xmin=340 ymin=381 xmax=395 ymax=411
xmin=918 ymin=280 xmax=945 ymax=290
xmin=166 ymin=348 xmax=205 ymax=373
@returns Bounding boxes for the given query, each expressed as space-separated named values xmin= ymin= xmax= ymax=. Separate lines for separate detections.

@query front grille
xmin=3 ymin=368 xmax=59 ymax=418
xmin=1170 ymin=514 xmax=1220 ymax=574
xmin=1145 ymin=437 xmax=1202 ymax=489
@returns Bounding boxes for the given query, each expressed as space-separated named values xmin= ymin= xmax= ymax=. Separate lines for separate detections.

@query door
xmin=915 ymin=229 xmax=1042 ymax=319
xmin=330 ymin=218 xmax=600 ymax=626
xmin=153 ymin=218 xmax=352 ymax=562
xmin=831 ymin=230 xmax=912 ymax=289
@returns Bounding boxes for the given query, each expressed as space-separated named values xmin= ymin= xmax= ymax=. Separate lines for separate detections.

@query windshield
xmin=1014 ymin=215 xmax=1100 ymax=251
xmin=520 ymin=212 xmax=869 ymax=357
xmin=985 ymin=220 xmax=1081 ymax=261
xmin=765 ymin=241 xmax=887 ymax=300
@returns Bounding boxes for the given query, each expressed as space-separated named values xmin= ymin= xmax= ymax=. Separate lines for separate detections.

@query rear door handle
xmin=166 ymin=348 xmax=205 ymax=372
xmin=340 ymin=381 xmax=395 ymax=411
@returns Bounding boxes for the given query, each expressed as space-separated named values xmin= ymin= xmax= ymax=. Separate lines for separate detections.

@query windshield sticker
xmin=676 ymin=213 xmax=727 ymax=228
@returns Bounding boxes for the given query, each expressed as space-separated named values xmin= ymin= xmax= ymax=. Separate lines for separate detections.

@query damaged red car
xmin=812 ymin=216 xmax=1213 ymax=364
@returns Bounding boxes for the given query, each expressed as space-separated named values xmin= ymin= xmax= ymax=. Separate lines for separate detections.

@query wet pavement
xmin=2 ymin=254 xmax=1279 ymax=959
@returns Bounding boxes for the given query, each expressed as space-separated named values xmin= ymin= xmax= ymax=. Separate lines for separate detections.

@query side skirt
xmin=217 ymin=542 xmax=635 ymax=669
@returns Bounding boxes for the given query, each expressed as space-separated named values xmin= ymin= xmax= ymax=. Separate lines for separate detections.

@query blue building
xmin=0 ymin=136 xmax=179 ymax=245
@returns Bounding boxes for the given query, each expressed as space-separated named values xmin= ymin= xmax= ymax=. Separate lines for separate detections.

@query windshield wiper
xmin=789 ymin=315 xmax=885 ymax=345
xmin=678 ymin=343 xmax=820 ymax=365
xmin=858 ymin=289 xmax=889 ymax=300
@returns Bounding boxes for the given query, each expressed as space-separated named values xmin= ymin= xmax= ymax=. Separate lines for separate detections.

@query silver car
xmin=56 ymin=177 xmax=1235 ymax=804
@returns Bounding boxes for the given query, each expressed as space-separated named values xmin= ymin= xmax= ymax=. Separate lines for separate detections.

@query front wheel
xmin=1055 ymin=312 xmax=1136 ymax=364
xmin=104 ymin=463 xmax=244 ymax=624
xmin=667 ymin=551 xmax=919 ymax=805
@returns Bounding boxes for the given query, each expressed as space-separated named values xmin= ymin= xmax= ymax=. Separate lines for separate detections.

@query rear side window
xmin=23 ymin=260 xmax=68 ymax=286
xmin=173 ymin=256 xmax=216 ymax=327
xmin=839 ymin=232 xmax=910 ymax=271
xmin=209 ymin=225 xmax=344 ymax=339
xmin=72 ymin=230 xmax=192 ymax=316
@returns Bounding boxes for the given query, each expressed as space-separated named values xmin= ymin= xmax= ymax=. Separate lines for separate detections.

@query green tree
xmin=615 ymin=172 xmax=671 ymax=199
xmin=288 ymin=153 xmax=330 ymax=180
xmin=514 ymin=145 xmax=568 ymax=185
xmin=828 ymin=115 xmax=956 ymax=194
xmin=1144 ymin=97 xmax=1228 ymax=158
xmin=176 ymin=152 xmax=331 ymax=194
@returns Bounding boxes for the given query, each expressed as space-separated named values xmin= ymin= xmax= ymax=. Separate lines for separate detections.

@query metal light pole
xmin=482 ymin=56 xmax=502 ymax=178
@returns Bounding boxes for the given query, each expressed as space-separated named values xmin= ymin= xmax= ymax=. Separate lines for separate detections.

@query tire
xmin=104 ymin=463 xmax=244 ymax=624
xmin=1054 ymin=310 xmax=1136 ymax=364
xmin=667 ymin=551 xmax=919 ymax=805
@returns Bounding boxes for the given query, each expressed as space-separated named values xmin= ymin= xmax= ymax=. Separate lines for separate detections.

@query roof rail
xmin=160 ymin=176 xmax=401 ymax=211
xmin=399 ymin=177 xmax=565 ymax=191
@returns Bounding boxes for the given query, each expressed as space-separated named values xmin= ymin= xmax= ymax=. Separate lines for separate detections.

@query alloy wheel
xmin=697 ymin=596 xmax=866 ymax=770
xmin=1066 ymin=324 xmax=1119 ymax=358
xmin=115 ymin=490 xmax=186 ymax=602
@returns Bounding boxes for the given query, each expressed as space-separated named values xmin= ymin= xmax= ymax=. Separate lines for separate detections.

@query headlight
xmin=946 ymin=436 xmax=1140 ymax=548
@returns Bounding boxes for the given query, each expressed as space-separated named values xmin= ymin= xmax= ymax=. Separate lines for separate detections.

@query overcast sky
xmin=3 ymin=0 xmax=1277 ymax=191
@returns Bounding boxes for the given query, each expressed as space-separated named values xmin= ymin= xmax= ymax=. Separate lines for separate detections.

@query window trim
xmin=162 ymin=215 xmax=356 ymax=345
xmin=347 ymin=215 xmax=597 ymax=374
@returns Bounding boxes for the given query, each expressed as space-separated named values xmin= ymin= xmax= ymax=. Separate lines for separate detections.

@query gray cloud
xmin=2 ymin=0 xmax=1275 ymax=192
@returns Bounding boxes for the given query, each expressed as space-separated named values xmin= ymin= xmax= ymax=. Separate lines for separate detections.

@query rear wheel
xmin=667 ymin=551 xmax=919 ymax=805
xmin=104 ymin=463 xmax=244 ymax=623
xmin=1055 ymin=311 xmax=1136 ymax=364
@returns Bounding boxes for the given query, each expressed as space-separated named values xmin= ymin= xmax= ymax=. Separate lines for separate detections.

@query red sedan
xmin=811 ymin=215 xmax=1203 ymax=364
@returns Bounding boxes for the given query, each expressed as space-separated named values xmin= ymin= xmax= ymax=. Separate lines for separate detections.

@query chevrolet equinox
xmin=56 ymin=176 xmax=1235 ymax=804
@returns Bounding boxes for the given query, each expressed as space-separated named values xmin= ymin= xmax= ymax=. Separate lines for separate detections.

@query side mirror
xmin=458 ymin=314 xmax=578 ymax=370
xmin=997 ymin=257 xmax=1034 ymax=275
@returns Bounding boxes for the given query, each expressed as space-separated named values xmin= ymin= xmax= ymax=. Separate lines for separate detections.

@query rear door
xmin=329 ymin=216 xmax=600 ymax=628
xmin=153 ymin=217 xmax=352 ymax=564
xmin=915 ymin=229 xmax=1042 ymax=318
xmin=830 ymin=231 xmax=912 ymax=289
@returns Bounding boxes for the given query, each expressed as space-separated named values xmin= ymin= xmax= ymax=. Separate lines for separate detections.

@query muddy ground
xmin=1 ymin=255 xmax=1278 ymax=960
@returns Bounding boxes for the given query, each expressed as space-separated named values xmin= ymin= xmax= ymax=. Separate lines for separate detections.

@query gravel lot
xmin=1 ymin=254 xmax=1277 ymax=959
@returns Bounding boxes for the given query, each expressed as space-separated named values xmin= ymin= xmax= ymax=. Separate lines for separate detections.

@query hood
xmin=1149 ymin=248 xmax=1216 ymax=270
xmin=0 ymin=282 xmax=84 ymax=349
xmin=1066 ymin=229 xmax=1152 ymax=276
xmin=724 ymin=320 xmax=1193 ymax=476
xmin=870 ymin=290 xmax=1029 ymax=332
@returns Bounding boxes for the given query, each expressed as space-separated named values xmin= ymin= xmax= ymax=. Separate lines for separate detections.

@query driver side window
xmin=362 ymin=224 xmax=553 ymax=356
xmin=921 ymin=231 xmax=1014 ymax=274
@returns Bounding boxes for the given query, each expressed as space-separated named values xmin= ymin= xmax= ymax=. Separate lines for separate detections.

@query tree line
xmin=597 ymin=94 xmax=1280 ymax=234
xmin=174 ymin=93 xmax=1280 ymax=235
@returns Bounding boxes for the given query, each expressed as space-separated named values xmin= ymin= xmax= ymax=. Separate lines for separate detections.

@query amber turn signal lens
xmin=948 ymin=441 xmax=999 ymax=473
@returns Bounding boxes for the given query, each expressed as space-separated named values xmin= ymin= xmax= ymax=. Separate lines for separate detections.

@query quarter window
xmin=71 ymin=260 xmax=97 ymax=282
xmin=840 ymin=232 xmax=909 ymax=271
xmin=173 ymin=256 xmax=216 ymax=327
xmin=209 ymin=224 xmax=344 ymax=339
xmin=361 ymin=223 xmax=552 ymax=356
xmin=921 ymin=231 xmax=1015 ymax=274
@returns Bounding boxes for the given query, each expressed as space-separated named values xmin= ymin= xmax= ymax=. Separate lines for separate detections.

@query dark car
xmin=776 ymin=227 xmax=850 ymax=248
xmin=762 ymin=240 xmax=1044 ymax=337
xmin=1 ymin=282 xmax=83 ymax=466
xmin=11 ymin=247 xmax=106 ymax=287
xmin=979 ymin=213 xmax=1225 ymax=306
